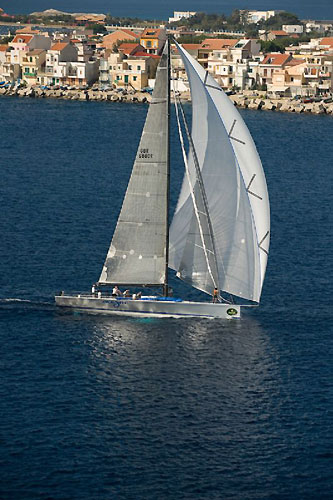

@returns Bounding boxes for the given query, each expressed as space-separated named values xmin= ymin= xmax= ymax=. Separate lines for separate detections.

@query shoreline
xmin=1 ymin=85 xmax=332 ymax=114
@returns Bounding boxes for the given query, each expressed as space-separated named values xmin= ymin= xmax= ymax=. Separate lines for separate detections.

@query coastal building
xmin=71 ymin=39 xmax=97 ymax=62
xmin=0 ymin=44 xmax=8 ymax=80
xmin=44 ymin=42 xmax=78 ymax=85
xmin=168 ymin=11 xmax=197 ymax=23
xmin=139 ymin=28 xmax=167 ymax=55
xmin=304 ymin=20 xmax=333 ymax=34
xmin=318 ymin=37 xmax=333 ymax=53
xmin=75 ymin=14 xmax=106 ymax=24
xmin=63 ymin=60 xmax=99 ymax=87
xmin=258 ymin=53 xmax=293 ymax=87
xmin=268 ymin=60 xmax=306 ymax=96
xmin=9 ymin=34 xmax=51 ymax=65
xmin=100 ymin=50 xmax=159 ymax=90
xmin=102 ymin=29 xmax=139 ymax=50
xmin=207 ymin=39 xmax=261 ymax=90
xmin=117 ymin=42 xmax=146 ymax=57
xmin=260 ymin=30 xmax=289 ymax=41
xmin=22 ymin=49 xmax=47 ymax=85
xmin=241 ymin=10 xmax=282 ymax=24
xmin=282 ymin=25 xmax=304 ymax=35
xmin=197 ymin=39 xmax=238 ymax=70
xmin=303 ymin=55 xmax=333 ymax=93
xmin=0 ymin=47 xmax=21 ymax=82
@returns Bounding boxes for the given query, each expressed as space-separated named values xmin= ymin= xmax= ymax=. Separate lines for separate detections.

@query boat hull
xmin=55 ymin=295 xmax=241 ymax=319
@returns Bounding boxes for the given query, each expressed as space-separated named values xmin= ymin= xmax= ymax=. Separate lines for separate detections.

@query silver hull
xmin=55 ymin=294 xmax=241 ymax=319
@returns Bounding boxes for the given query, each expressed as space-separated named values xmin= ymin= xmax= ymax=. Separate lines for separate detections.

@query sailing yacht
xmin=55 ymin=39 xmax=270 ymax=319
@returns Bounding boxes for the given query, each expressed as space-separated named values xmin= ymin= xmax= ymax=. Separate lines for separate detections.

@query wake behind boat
xmin=55 ymin=38 xmax=270 ymax=319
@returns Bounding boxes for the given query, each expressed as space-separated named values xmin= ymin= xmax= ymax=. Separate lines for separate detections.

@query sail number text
xmin=138 ymin=148 xmax=153 ymax=159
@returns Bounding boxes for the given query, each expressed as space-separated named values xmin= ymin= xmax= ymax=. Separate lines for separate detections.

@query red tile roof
xmin=262 ymin=53 xmax=291 ymax=65
xmin=16 ymin=27 xmax=40 ymax=34
xmin=50 ymin=42 xmax=69 ymax=51
xmin=118 ymin=42 xmax=144 ymax=55
xmin=320 ymin=37 xmax=333 ymax=47
xmin=0 ymin=45 xmax=8 ymax=51
xmin=182 ymin=44 xmax=201 ymax=50
xmin=120 ymin=28 xmax=139 ymax=38
xmin=12 ymin=34 xmax=34 ymax=44
xmin=286 ymin=58 xmax=305 ymax=66
xmin=200 ymin=38 xmax=238 ymax=50
xmin=141 ymin=28 xmax=162 ymax=39
xmin=130 ymin=51 xmax=160 ymax=59
xmin=270 ymin=30 xmax=288 ymax=36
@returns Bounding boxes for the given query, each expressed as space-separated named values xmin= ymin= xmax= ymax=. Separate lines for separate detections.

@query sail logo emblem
xmin=227 ymin=308 xmax=238 ymax=316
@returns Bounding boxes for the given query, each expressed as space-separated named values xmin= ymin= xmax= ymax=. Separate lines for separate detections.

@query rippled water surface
xmin=1 ymin=97 xmax=332 ymax=499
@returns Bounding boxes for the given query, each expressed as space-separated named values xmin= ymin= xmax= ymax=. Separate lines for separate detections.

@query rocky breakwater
xmin=1 ymin=85 xmax=332 ymax=115
xmin=229 ymin=94 xmax=333 ymax=115
xmin=0 ymin=85 xmax=152 ymax=104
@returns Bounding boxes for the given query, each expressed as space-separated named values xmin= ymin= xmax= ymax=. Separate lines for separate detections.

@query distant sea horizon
xmin=1 ymin=0 xmax=332 ymax=21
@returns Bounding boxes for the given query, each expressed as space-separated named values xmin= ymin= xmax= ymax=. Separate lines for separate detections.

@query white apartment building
xmin=242 ymin=10 xmax=282 ymax=24
xmin=168 ymin=11 xmax=196 ymax=23
xmin=282 ymin=25 xmax=304 ymax=34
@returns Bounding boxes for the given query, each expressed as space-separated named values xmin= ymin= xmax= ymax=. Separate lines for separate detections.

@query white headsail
xmin=169 ymin=42 xmax=270 ymax=302
xmin=99 ymin=42 xmax=169 ymax=286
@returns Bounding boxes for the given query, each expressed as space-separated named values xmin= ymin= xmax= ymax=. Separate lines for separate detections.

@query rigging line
xmin=173 ymin=91 xmax=218 ymax=292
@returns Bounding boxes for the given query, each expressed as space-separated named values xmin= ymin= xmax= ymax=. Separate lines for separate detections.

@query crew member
xmin=112 ymin=285 xmax=122 ymax=297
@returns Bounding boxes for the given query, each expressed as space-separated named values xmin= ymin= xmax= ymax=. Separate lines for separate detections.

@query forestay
xmin=99 ymin=42 xmax=169 ymax=286
xmin=169 ymin=42 xmax=270 ymax=303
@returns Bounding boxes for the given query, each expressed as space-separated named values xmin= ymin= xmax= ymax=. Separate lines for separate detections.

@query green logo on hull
xmin=227 ymin=308 xmax=238 ymax=316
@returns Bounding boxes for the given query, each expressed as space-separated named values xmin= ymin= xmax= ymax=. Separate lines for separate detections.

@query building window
xmin=137 ymin=65 xmax=141 ymax=70
xmin=128 ymin=65 xmax=132 ymax=70
xmin=133 ymin=76 xmax=137 ymax=81
xmin=146 ymin=41 xmax=152 ymax=48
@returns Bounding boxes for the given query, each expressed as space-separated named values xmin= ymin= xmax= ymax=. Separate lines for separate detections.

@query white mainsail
xmin=169 ymin=42 xmax=270 ymax=302
xmin=99 ymin=42 xmax=169 ymax=286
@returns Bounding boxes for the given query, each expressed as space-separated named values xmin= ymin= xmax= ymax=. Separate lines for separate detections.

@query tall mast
xmin=163 ymin=37 xmax=171 ymax=297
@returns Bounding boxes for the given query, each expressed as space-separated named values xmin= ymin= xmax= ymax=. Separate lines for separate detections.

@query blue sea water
xmin=0 ymin=96 xmax=332 ymax=499
xmin=1 ymin=0 xmax=333 ymax=20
